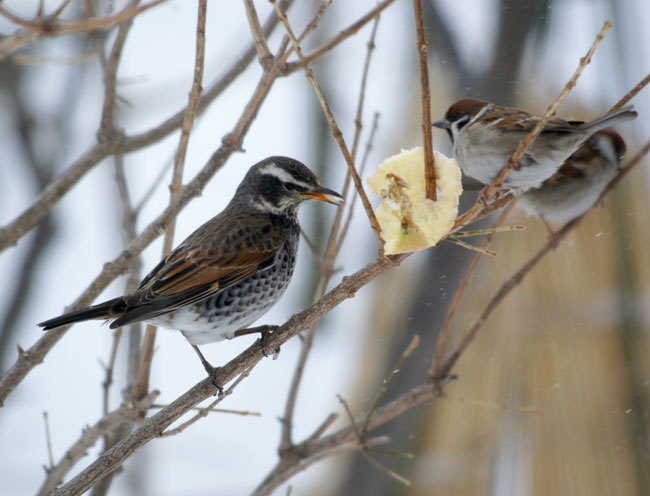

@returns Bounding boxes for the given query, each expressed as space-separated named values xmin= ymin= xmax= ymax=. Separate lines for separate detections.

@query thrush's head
xmin=237 ymin=156 xmax=344 ymax=215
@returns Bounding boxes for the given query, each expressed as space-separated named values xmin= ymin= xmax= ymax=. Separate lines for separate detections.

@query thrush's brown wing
xmin=110 ymin=213 xmax=285 ymax=328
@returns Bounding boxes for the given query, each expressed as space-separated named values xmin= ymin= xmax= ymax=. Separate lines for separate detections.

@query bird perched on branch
xmin=39 ymin=156 xmax=344 ymax=388
xmin=518 ymin=129 xmax=626 ymax=225
xmin=433 ymin=98 xmax=636 ymax=191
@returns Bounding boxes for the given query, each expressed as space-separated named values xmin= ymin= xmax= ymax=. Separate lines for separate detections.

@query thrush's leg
xmin=233 ymin=324 xmax=280 ymax=358
xmin=191 ymin=345 xmax=224 ymax=396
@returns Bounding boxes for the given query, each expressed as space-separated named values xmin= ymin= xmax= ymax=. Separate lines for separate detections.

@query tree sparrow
xmin=517 ymin=129 xmax=626 ymax=224
xmin=433 ymin=98 xmax=636 ymax=191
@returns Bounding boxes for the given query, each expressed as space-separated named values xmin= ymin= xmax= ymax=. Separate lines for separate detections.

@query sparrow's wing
xmin=111 ymin=214 xmax=284 ymax=327
xmin=543 ymin=161 xmax=586 ymax=185
xmin=483 ymin=108 xmax=586 ymax=135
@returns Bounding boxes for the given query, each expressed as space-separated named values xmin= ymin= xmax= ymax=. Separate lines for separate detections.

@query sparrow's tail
xmin=584 ymin=105 xmax=637 ymax=134
xmin=38 ymin=297 xmax=125 ymax=330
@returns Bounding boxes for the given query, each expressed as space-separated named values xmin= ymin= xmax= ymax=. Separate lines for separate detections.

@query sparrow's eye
xmin=454 ymin=114 xmax=471 ymax=130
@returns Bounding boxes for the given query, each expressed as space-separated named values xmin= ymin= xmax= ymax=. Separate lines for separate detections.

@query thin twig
xmin=50 ymin=0 xmax=75 ymax=20
xmin=132 ymin=154 xmax=175 ymax=213
xmin=160 ymin=366 xmax=255 ymax=437
xmin=132 ymin=0 xmax=207 ymax=401
xmin=452 ymin=224 xmax=524 ymax=237
xmin=0 ymin=0 xmax=167 ymax=61
xmin=444 ymin=237 xmax=496 ymax=257
xmin=338 ymin=112 xmax=381 ymax=247
xmin=296 ymin=0 xmax=331 ymax=43
xmin=11 ymin=49 xmax=97 ymax=65
xmin=279 ymin=10 xmax=381 ymax=453
xmin=350 ymin=15 xmax=379 ymax=161
xmin=284 ymin=0 xmax=397 ymax=73
xmin=244 ymin=0 xmax=274 ymax=69
xmin=429 ymin=203 xmax=516 ymax=381
xmin=101 ymin=329 xmax=122 ymax=415
xmin=338 ymin=395 xmax=410 ymax=487
xmin=271 ymin=0 xmax=385 ymax=254
xmin=607 ymin=72 xmax=650 ymax=112
xmin=361 ymin=335 xmax=420 ymax=437
xmin=440 ymin=392 xmax=539 ymax=414
xmin=98 ymin=0 xmax=141 ymax=135
xmin=37 ymin=392 xmax=159 ymax=496
xmin=307 ymin=413 xmax=339 ymax=441
xmin=0 ymin=0 xmax=393 ymax=254
xmin=113 ymin=156 xmax=143 ymax=386
xmin=91 ymin=156 xmax=145 ymax=496
xmin=412 ymin=0 xmax=436 ymax=201
xmin=151 ymin=404 xmax=260 ymax=416
xmin=4 ymin=0 xmax=388 ymax=406
xmin=298 ymin=226 xmax=323 ymax=266
xmin=43 ymin=411 xmax=54 ymax=471
xmin=253 ymin=435 xmax=391 ymax=496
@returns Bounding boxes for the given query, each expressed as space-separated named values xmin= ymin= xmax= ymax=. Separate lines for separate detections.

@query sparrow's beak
xmin=432 ymin=118 xmax=449 ymax=130
xmin=300 ymin=186 xmax=345 ymax=206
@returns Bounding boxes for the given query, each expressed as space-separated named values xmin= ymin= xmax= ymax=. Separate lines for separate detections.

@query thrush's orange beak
xmin=299 ymin=186 xmax=344 ymax=206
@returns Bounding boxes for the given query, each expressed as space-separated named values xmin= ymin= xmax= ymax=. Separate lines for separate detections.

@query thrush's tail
xmin=38 ymin=297 xmax=125 ymax=330
xmin=583 ymin=105 xmax=637 ymax=134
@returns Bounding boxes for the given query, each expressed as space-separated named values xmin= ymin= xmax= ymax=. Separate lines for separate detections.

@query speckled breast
xmin=201 ymin=240 xmax=296 ymax=325
xmin=175 ymin=231 xmax=299 ymax=345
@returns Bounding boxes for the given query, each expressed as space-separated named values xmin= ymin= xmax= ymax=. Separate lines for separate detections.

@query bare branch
xmin=280 ymin=13 xmax=381 ymax=453
xmin=160 ymin=365 xmax=256 ymax=438
xmin=361 ymin=335 xmax=420 ymax=437
xmin=98 ymin=0 xmax=141 ymax=135
xmin=0 ymin=0 xmax=167 ymax=61
xmin=608 ymin=71 xmax=650 ymax=112
xmin=338 ymin=112 xmax=380 ymax=247
xmin=271 ymin=0 xmax=384 ymax=253
xmin=412 ymin=0 xmax=436 ymax=201
xmin=43 ymin=411 xmax=54 ymax=471
xmin=284 ymin=0 xmax=397 ymax=73
xmin=50 ymin=253 xmax=403 ymax=495
xmin=0 ymin=0 xmax=398 ymax=253
xmin=132 ymin=0 xmax=207 ymax=402
xmin=437 ymin=137 xmax=650 ymax=380
xmin=0 ymin=38 xmax=293 ymax=406
xmin=37 ymin=392 xmax=159 ymax=496
xmin=429 ymin=203 xmax=516 ymax=381
xmin=244 ymin=0 xmax=274 ymax=69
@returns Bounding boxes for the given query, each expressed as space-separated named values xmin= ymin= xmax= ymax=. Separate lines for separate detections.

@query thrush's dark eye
xmin=284 ymin=183 xmax=307 ymax=192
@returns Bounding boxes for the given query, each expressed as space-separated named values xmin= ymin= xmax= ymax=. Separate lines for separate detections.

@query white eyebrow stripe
xmin=260 ymin=163 xmax=315 ymax=190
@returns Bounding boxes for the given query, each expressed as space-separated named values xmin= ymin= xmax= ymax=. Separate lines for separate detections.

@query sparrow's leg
xmin=542 ymin=218 xmax=561 ymax=250
xmin=191 ymin=345 xmax=224 ymax=396
xmin=234 ymin=324 xmax=280 ymax=357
